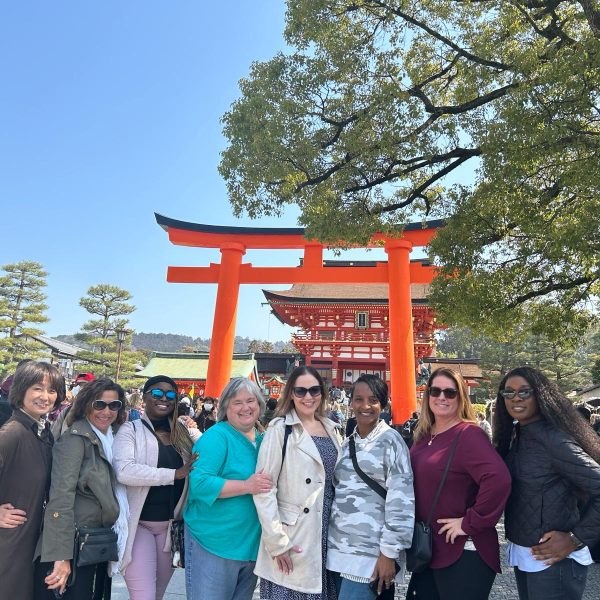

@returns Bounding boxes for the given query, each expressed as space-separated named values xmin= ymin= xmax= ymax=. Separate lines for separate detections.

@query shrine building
xmin=264 ymin=262 xmax=436 ymax=388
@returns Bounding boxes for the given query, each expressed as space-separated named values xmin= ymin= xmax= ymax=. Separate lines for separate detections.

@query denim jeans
xmin=514 ymin=559 xmax=588 ymax=600
xmin=332 ymin=572 xmax=378 ymax=600
xmin=184 ymin=524 xmax=257 ymax=600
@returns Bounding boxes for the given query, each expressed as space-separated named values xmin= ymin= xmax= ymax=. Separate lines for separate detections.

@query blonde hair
xmin=413 ymin=368 xmax=476 ymax=443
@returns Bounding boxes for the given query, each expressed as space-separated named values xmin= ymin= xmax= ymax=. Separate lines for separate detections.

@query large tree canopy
xmin=220 ymin=0 xmax=600 ymax=334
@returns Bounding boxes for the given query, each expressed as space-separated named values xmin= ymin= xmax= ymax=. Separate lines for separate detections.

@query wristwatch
xmin=569 ymin=532 xmax=585 ymax=551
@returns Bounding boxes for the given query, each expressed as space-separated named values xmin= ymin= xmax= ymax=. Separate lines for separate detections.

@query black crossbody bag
xmin=348 ymin=432 xmax=460 ymax=576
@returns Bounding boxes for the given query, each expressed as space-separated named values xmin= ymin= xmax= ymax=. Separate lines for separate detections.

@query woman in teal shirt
xmin=184 ymin=378 xmax=273 ymax=600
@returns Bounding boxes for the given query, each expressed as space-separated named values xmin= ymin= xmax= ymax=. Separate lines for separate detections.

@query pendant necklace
xmin=428 ymin=432 xmax=438 ymax=446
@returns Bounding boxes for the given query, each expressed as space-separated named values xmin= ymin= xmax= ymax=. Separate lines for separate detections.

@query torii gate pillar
xmin=386 ymin=239 xmax=417 ymax=417
xmin=204 ymin=243 xmax=245 ymax=397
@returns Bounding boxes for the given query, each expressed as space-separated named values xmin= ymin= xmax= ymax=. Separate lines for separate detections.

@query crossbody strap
xmin=281 ymin=424 xmax=292 ymax=463
xmin=349 ymin=436 xmax=388 ymax=499
xmin=425 ymin=432 xmax=461 ymax=525
xmin=348 ymin=429 xmax=461 ymax=522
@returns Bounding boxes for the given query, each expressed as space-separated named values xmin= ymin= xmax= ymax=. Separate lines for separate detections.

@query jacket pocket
xmin=278 ymin=501 xmax=301 ymax=526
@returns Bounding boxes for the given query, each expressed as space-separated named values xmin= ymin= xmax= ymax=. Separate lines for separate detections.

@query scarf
xmin=87 ymin=421 xmax=130 ymax=576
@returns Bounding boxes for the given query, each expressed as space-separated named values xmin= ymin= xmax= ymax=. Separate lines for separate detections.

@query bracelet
xmin=568 ymin=532 xmax=585 ymax=550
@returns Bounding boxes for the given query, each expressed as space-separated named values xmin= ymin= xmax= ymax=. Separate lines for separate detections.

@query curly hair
xmin=492 ymin=366 xmax=600 ymax=463
xmin=413 ymin=367 xmax=476 ymax=443
xmin=274 ymin=366 xmax=328 ymax=418
xmin=67 ymin=378 xmax=127 ymax=428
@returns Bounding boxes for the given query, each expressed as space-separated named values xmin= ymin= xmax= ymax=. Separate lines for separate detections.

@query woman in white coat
xmin=112 ymin=375 xmax=199 ymax=600
xmin=254 ymin=366 xmax=342 ymax=600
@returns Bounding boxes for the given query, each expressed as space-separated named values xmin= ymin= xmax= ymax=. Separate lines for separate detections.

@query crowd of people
xmin=1 ymin=360 xmax=600 ymax=600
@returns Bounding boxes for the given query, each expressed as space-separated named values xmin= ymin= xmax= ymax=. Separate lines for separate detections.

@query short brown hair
xmin=8 ymin=362 xmax=65 ymax=409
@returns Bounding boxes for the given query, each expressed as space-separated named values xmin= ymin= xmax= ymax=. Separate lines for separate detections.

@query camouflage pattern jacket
xmin=326 ymin=420 xmax=414 ymax=580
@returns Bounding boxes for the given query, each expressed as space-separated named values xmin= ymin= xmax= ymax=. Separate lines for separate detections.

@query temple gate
xmin=155 ymin=213 xmax=441 ymax=422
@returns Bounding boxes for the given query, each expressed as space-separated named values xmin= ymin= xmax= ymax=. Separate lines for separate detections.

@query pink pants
xmin=124 ymin=520 xmax=174 ymax=600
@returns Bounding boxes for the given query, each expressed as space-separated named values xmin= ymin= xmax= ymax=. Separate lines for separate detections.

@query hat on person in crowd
xmin=143 ymin=375 xmax=178 ymax=394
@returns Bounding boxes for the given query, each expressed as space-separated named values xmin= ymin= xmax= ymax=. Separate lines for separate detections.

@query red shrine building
xmin=264 ymin=260 xmax=437 ymax=388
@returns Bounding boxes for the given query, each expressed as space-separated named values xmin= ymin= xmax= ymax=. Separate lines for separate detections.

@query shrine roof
xmin=135 ymin=352 xmax=257 ymax=381
xmin=263 ymin=283 xmax=430 ymax=303
xmin=422 ymin=357 xmax=483 ymax=379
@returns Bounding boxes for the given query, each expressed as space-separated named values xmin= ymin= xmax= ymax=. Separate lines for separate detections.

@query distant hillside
xmin=56 ymin=333 xmax=295 ymax=354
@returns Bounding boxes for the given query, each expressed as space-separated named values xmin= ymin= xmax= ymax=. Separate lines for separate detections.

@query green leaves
xmin=0 ymin=261 xmax=49 ymax=375
xmin=220 ymin=0 xmax=600 ymax=336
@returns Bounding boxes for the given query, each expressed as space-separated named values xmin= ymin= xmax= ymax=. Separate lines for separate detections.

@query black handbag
xmin=406 ymin=433 xmax=460 ymax=573
xmin=75 ymin=526 xmax=119 ymax=566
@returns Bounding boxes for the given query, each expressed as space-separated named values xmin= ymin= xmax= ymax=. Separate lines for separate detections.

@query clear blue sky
xmin=1 ymin=2 xmax=405 ymax=343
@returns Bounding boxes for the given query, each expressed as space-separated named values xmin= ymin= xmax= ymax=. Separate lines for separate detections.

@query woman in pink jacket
xmin=113 ymin=375 xmax=199 ymax=600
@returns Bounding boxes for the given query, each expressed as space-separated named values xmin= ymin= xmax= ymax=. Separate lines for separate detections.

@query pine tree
xmin=0 ymin=261 xmax=49 ymax=376
xmin=75 ymin=284 xmax=143 ymax=385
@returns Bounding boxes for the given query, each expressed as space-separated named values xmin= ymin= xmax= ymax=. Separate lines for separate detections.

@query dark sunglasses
xmin=428 ymin=387 xmax=458 ymax=399
xmin=92 ymin=400 xmax=123 ymax=411
xmin=293 ymin=386 xmax=322 ymax=398
xmin=148 ymin=389 xmax=177 ymax=401
xmin=500 ymin=389 xmax=533 ymax=400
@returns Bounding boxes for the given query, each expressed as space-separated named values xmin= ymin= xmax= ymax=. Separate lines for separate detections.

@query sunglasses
xmin=92 ymin=400 xmax=123 ymax=411
xmin=148 ymin=389 xmax=177 ymax=401
xmin=293 ymin=386 xmax=322 ymax=398
xmin=500 ymin=389 xmax=534 ymax=400
xmin=428 ymin=387 xmax=458 ymax=399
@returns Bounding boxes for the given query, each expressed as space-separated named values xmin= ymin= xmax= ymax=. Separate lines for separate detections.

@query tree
xmin=76 ymin=284 xmax=143 ymax=384
xmin=247 ymin=339 xmax=262 ymax=353
xmin=0 ymin=261 xmax=49 ymax=375
xmin=220 ymin=1 xmax=600 ymax=335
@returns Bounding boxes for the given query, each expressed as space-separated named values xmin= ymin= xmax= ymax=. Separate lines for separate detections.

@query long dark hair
xmin=67 ymin=378 xmax=127 ymax=427
xmin=275 ymin=366 xmax=328 ymax=418
xmin=493 ymin=366 xmax=600 ymax=462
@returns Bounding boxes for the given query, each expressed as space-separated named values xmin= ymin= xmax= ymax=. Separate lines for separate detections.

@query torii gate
xmin=156 ymin=213 xmax=441 ymax=422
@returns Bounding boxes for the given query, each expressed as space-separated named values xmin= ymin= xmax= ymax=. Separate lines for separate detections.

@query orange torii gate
xmin=156 ymin=213 xmax=441 ymax=422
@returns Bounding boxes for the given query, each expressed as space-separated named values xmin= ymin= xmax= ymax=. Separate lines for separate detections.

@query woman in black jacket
xmin=493 ymin=366 xmax=600 ymax=600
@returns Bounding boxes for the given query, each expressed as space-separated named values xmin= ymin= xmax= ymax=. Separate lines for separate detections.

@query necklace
xmin=428 ymin=420 xmax=460 ymax=446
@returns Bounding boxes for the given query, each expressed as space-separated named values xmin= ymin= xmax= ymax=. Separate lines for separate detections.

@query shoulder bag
xmin=349 ymin=431 xmax=460 ymax=575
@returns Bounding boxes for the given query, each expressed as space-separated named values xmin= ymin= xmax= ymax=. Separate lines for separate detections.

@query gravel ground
xmin=111 ymin=528 xmax=600 ymax=599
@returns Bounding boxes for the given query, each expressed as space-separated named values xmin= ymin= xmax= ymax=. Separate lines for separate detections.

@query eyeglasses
xmin=500 ymin=389 xmax=533 ymax=400
xmin=428 ymin=387 xmax=458 ymax=399
xmin=148 ymin=389 xmax=177 ymax=401
xmin=92 ymin=400 xmax=123 ymax=411
xmin=293 ymin=386 xmax=322 ymax=398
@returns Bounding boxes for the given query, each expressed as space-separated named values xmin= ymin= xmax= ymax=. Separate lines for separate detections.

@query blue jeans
xmin=332 ymin=572 xmax=377 ymax=600
xmin=514 ymin=559 xmax=588 ymax=600
xmin=184 ymin=525 xmax=257 ymax=600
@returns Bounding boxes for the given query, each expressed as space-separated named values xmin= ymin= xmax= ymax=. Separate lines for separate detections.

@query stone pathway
xmin=112 ymin=535 xmax=600 ymax=599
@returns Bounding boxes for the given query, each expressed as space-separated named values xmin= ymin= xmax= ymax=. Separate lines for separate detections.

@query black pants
xmin=34 ymin=560 xmax=111 ymax=600
xmin=406 ymin=551 xmax=496 ymax=600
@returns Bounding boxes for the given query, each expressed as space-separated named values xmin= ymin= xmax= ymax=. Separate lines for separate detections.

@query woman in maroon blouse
xmin=406 ymin=368 xmax=511 ymax=600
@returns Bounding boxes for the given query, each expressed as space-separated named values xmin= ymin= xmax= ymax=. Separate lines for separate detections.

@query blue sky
xmin=1 ymin=2 xmax=416 ymax=343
